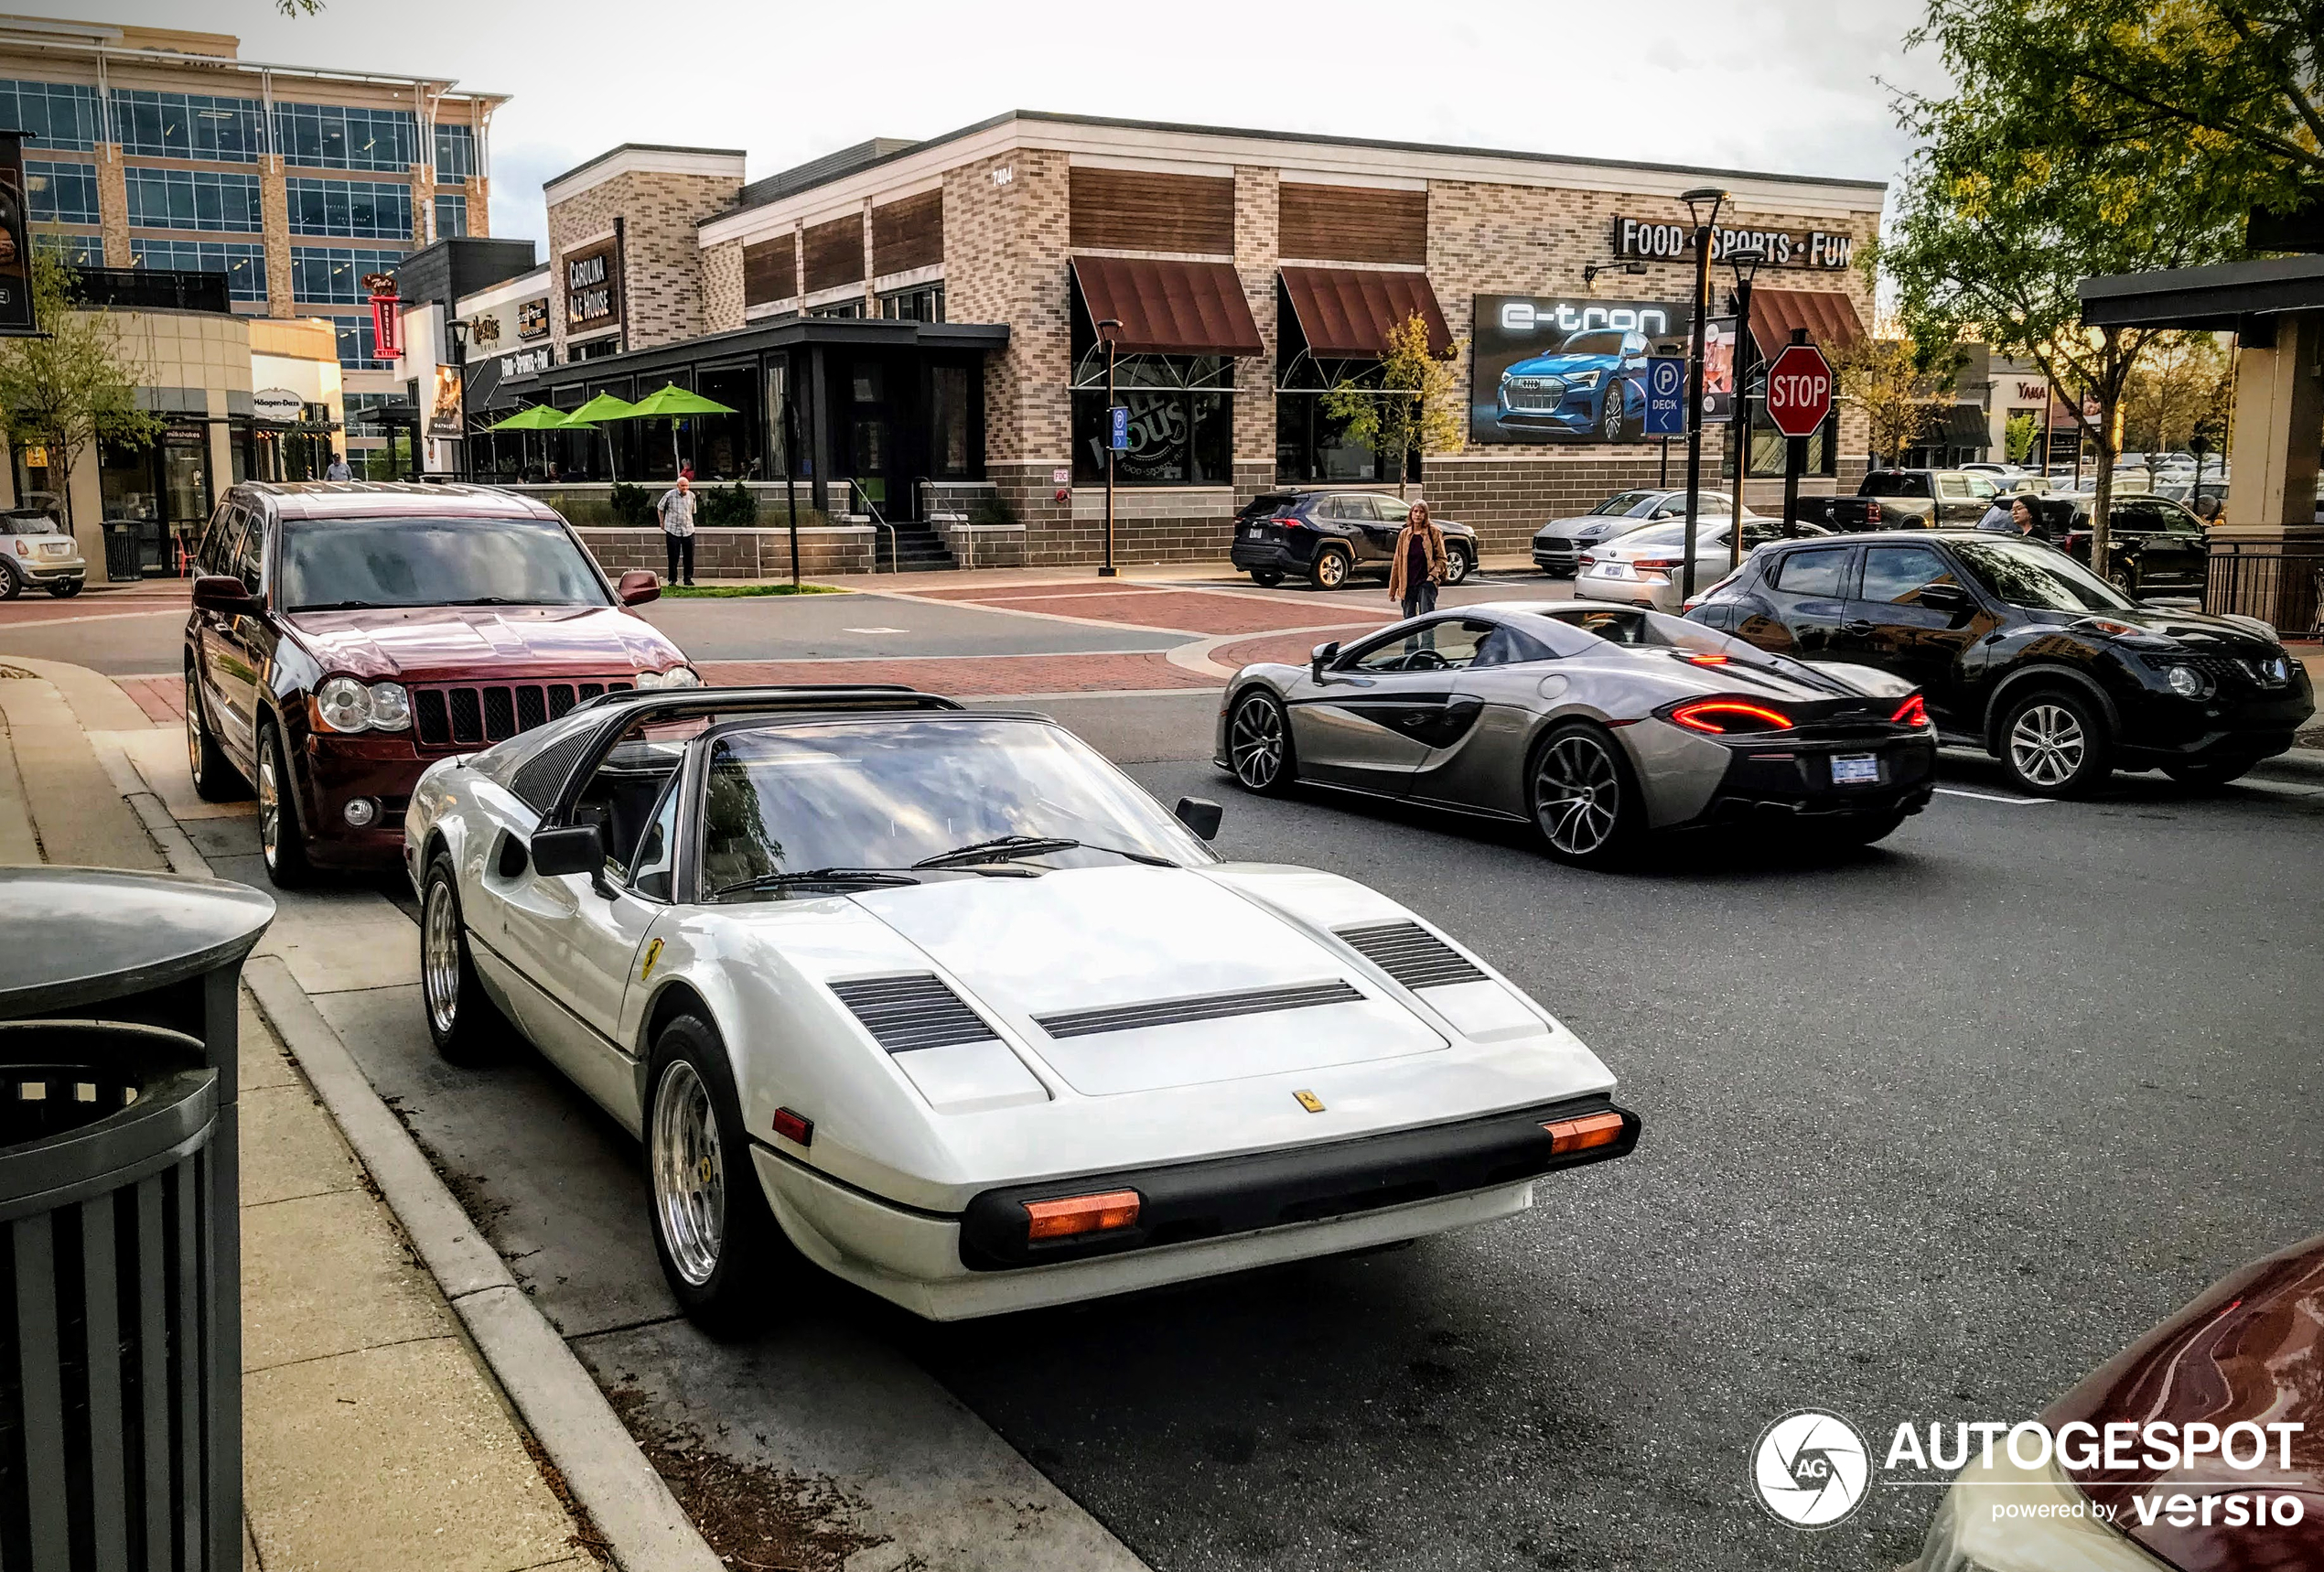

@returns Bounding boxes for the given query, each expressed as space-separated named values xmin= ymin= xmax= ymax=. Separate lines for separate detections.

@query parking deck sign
xmin=1644 ymin=357 xmax=1686 ymax=437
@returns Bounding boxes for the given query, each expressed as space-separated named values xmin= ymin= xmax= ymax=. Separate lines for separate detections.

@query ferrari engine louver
xmin=829 ymin=974 xmax=997 ymax=1053
xmin=1034 ymin=981 xmax=1361 ymax=1039
xmin=1334 ymin=921 xmax=1486 ymax=989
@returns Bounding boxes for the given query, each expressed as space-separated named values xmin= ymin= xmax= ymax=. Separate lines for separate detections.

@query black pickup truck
xmin=1824 ymin=468 xmax=2009 ymax=531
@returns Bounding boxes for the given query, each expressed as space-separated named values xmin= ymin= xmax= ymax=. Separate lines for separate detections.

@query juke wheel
xmin=1310 ymin=546 xmax=1351 ymax=590
xmin=1443 ymin=546 xmax=1474 ymax=586
xmin=1529 ymin=724 xmax=1641 ymax=868
xmin=645 ymin=1016 xmax=791 ymax=1332
xmin=255 ymin=719 xmax=315 ymax=888
xmin=1227 ymin=689 xmax=1296 ymax=795
xmin=185 ymin=670 xmax=248 ymax=802
xmin=421 ymin=856 xmax=510 ymax=1064
xmin=1999 ymin=690 xmax=2111 ymax=797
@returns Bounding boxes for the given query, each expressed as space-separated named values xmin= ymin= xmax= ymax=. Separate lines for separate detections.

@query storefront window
xmin=99 ymin=440 xmax=156 ymax=522
xmin=1071 ymin=360 xmax=1232 ymax=485
xmin=763 ymin=360 xmax=792 ymax=479
xmin=931 ymin=364 xmax=970 ymax=479
xmin=693 ymin=364 xmax=759 ymax=480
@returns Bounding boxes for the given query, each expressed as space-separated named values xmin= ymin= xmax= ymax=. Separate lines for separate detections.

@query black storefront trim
xmin=957 ymin=1093 xmax=1640 ymax=1271
xmin=500 ymin=316 xmax=1008 ymax=402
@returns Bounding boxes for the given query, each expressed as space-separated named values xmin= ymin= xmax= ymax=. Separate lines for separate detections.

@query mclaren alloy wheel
xmin=1228 ymin=689 xmax=1296 ymax=795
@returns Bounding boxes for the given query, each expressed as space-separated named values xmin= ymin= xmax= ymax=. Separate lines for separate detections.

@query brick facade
xmin=701 ymin=239 xmax=745 ymax=333
xmin=576 ymin=525 xmax=873 ymax=578
xmin=549 ymin=166 xmax=742 ymax=360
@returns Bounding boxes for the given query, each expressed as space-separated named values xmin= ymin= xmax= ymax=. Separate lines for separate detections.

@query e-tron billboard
xmin=1470 ymin=295 xmax=1693 ymax=444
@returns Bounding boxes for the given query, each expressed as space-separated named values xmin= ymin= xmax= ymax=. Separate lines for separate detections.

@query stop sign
xmin=1764 ymin=344 xmax=1834 ymax=438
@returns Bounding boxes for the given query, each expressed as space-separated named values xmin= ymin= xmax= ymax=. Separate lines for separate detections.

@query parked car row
xmin=1232 ymin=489 xmax=1478 ymax=589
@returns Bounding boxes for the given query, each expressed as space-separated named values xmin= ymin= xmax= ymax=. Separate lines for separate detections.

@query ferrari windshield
xmin=699 ymin=717 xmax=1207 ymax=894
xmin=282 ymin=518 xmax=611 ymax=612
xmin=1948 ymin=538 xmax=2135 ymax=611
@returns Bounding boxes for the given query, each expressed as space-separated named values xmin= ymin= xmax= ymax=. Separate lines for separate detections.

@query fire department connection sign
xmin=1764 ymin=344 xmax=1834 ymax=438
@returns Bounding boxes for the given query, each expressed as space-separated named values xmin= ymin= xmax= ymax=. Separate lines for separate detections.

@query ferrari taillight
xmin=1543 ymin=1111 xmax=1626 ymax=1155
xmin=1668 ymin=699 xmax=1796 ymax=735
xmin=1024 ymin=1190 xmax=1142 ymax=1242
xmin=1891 ymin=694 xmax=1931 ymax=728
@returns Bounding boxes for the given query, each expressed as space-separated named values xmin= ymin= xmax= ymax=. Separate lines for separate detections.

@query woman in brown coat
xmin=1386 ymin=501 xmax=1448 ymax=619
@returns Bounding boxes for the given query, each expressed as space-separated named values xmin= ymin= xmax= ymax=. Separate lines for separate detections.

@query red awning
xmin=1748 ymin=288 xmax=1867 ymax=357
xmin=1071 ymin=255 xmax=1264 ymax=357
xmin=1278 ymin=266 xmax=1452 ymax=359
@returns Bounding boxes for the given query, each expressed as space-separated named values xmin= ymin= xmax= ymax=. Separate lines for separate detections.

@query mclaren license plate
xmin=1832 ymin=753 xmax=1880 ymax=786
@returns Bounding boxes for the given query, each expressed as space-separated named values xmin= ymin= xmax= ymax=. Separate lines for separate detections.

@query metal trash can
xmin=0 ymin=868 xmax=274 ymax=1571
xmin=102 ymin=522 xmax=142 ymax=583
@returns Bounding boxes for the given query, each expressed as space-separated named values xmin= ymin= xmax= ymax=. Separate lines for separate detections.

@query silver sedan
xmin=1215 ymin=600 xmax=1938 ymax=867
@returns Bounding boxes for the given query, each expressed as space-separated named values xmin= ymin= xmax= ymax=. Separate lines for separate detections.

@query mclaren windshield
xmin=699 ymin=716 xmax=1210 ymax=897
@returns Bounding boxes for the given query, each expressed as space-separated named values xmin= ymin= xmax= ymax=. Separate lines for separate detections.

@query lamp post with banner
xmin=445 ymin=316 xmax=469 ymax=482
xmin=1677 ymin=186 xmax=1727 ymax=601
xmin=1725 ymin=242 xmax=1768 ymax=572
xmin=1097 ymin=317 xmax=1123 ymax=579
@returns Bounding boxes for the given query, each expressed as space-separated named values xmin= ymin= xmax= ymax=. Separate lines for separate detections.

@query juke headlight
xmin=314 ymin=676 xmax=411 ymax=733
xmin=2164 ymin=663 xmax=2208 ymax=699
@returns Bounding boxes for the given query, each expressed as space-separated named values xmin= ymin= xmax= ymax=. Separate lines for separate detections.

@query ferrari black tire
xmin=1250 ymin=569 xmax=1283 ymax=587
xmin=1442 ymin=545 xmax=1474 ymax=586
xmin=1528 ymin=722 xmax=1643 ymax=869
xmin=420 ymin=854 xmax=511 ymax=1065
xmin=644 ymin=1015 xmax=791 ymax=1333
xmin=185 ymin=668 xmax=248 ymax=802
xmin=1226 ymin=687 xmax=1297 ymax=796
xmin=1996 ymin=688 xmax=2112 ymax=798
xmin=1310 ymin=545 xmax=1352 ymax=590
xmin=2161 ymin=756 xmax=2256 ymax=790
xmin=254 ymin=716 xmax=315 ymax=888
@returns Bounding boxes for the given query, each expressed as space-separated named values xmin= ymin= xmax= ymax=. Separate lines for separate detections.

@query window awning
xmin=1278 ymin=266 xmax=1452 ymax=360
xmin=1071 ymin=255 xmax=1264 ymax=357
xmin=1932 ymin=403 xmax=1990 ymax=447
xmin=1748 ymin=287 xmax=1867 ymax=357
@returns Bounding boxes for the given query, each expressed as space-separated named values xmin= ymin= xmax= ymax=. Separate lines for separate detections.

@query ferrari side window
xmin=627 ymin=776 xmax=681 ymax=902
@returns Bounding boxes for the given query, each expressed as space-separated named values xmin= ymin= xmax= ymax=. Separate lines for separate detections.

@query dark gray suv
xmin=1230 ymin=490 xmax=1478 ymax=589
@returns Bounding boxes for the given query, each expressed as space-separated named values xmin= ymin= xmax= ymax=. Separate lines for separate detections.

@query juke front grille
xmin=411 ymin=677 xmax=634 ymax=749
xmin=1033 ymin=981 xmax=1363 ymax=1040
xmin=829 ymin=974 xmax=997 ymax=1054
xmin=1335 ymin=921 xmax=1487 ymax=989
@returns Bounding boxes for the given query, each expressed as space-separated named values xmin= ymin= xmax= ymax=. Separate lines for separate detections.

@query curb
xmin=88 ymin=730 xmax=725 ymax=1572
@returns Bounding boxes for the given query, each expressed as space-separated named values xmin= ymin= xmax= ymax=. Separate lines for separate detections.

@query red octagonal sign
xmin=1765 ymin=344 xmax=1834 ymax=438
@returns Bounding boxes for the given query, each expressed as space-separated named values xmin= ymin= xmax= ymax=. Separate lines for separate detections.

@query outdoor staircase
xmin=885 ymin=521 xmax=956 ymax=572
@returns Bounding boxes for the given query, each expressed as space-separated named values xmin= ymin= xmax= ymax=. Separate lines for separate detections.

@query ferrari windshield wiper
xmin=912 ymin=834 xmax=1175 ymax=870
xmin=711 ymin=867 xmax=922 ymax=899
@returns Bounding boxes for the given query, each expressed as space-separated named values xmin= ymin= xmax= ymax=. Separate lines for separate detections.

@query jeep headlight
xmin=636 ymin=665 xmax=701 ymax=690
xmin=315 ymin=676 xmax=413 ymax=733
xmin=1913 ymin=1450 xmax=2156 ymax=1572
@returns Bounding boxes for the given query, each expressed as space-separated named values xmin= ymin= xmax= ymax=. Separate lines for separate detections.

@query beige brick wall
xmin=96 ymin=145 xmax=130 ymax=270
xmin=467 ymin=176 xmax=491 ymax=238
xmin=945 ymin=148 xmax=1071 ymax=466
xmin=549 ymin=168 xmax=741 ymax=358
xmin=1232 ymin=167 xmax=1279 ymax=468
xmin=701 ymin=239 xmax=745 ymax=333
xmin=258 ymin=156 xmax=294 ymax=316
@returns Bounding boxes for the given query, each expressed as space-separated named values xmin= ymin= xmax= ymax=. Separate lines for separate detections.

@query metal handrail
xmin=851 ymin=479 xmax=896 ymax=574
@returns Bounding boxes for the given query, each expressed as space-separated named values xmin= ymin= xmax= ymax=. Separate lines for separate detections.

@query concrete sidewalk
xmin=0 ymin=663 xmax=602 ymax=1572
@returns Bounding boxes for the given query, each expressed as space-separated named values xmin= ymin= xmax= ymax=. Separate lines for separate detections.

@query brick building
xmin=493 ymin=111 xmax=1882 ymax=567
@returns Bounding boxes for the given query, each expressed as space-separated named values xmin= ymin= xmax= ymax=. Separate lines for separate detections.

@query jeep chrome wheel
xmin=256 ymin=743 xmax=282 ymax=865
xmin=1230 ymin=692 xmax=1289 ymax=791
xmin=651 ymin=1059 xmax=725 ymax=1287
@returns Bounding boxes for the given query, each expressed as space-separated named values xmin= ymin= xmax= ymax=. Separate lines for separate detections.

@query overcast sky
xmin=107 ymin=0 xmax=1949 ymax=252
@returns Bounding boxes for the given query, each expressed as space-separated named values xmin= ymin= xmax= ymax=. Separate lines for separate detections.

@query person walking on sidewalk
xmin=1387 ymin=500 xmax=1448 ymax=620
xmin=657 ymin=474 xmax=697 ymax=586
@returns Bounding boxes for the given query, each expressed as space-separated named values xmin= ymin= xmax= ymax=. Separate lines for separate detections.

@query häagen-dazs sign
xmin=252 ymin=387 xmax=306 ymax=423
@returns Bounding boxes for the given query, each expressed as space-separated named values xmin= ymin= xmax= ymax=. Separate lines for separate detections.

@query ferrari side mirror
xmin=530 ymin=824 xmax=603 ymax=878
xmin=1174 ymin=796 xmax=1223 ymax=841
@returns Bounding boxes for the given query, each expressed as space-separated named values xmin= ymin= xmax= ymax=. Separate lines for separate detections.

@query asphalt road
xmin=160 ymin=688 xmax=2324 ymax=1572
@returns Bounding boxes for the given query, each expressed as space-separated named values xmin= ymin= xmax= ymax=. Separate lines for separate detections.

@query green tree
xmin=0 ymin=251 xmax=163 ymax=538
xmin=1830 ymin=325 xmax=1954 ymax=467
xmin=1320 ymin=314 xmax=1464 ymax=500
xmin=2121 ymin=333 xmax=2233 ymax=459
xmin=1879 ymin=14 xmax=2244 ymax=576
xmin=2005 ymin=411 xmax=2039 ymax=463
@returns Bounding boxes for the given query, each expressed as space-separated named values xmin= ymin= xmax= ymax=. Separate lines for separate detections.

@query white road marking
xmin=1933 ymin=786 xmax=2050 ymax=804
xmin=842 ymin=626 xmax=912 ymax=633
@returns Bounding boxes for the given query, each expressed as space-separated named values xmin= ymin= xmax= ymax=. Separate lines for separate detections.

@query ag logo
xmin=1751 ymin=1410 xmax=1869 ymax=1529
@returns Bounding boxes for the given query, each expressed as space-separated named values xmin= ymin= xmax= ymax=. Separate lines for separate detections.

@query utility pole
xmin=1677 ymin=187 xmax=1727 ymax=602
xmin=1725 ymin=244 xmax=1766 ymax=573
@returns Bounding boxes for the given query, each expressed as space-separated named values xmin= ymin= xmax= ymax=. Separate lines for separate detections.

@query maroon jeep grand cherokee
xmin=184 ymin=482 xmax=695 ymax=886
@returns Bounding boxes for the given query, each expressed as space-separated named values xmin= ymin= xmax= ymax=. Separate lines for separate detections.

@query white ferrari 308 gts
xmin=403 ymin=686 xmax=1638 ymax=1325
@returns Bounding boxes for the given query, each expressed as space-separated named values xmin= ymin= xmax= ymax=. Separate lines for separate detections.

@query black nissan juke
xmin=1685 ymin=529 xmax=2313 ymax=795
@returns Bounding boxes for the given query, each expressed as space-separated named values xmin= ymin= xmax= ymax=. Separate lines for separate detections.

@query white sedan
xmin=1577 ymin=515 xmax=1822 ymax=611
xmin=404 ymin=686 xmax=1638 ymax=1324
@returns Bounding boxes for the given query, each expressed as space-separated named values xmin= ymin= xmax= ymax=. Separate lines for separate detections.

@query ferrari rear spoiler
xmin=569 ymin=684 xmax=964 ymax=718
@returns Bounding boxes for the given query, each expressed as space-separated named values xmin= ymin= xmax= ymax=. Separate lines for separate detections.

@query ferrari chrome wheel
xmin=423 ymin=880 xmax=462 ymax=1039
xmin=2007 ymin=703 xmax=2083 ymax=790
xmin=1535 ymin=733 xmax=1622 ymax=856
xmin=1229 ymin=692 xmax=1289 ymax=791
xmin=651 ymin=1059 xmax=725 ymax=1287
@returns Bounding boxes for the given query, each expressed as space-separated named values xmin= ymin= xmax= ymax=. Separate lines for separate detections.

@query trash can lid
xmin=0 ymin=868 xmax=275 ymax=1021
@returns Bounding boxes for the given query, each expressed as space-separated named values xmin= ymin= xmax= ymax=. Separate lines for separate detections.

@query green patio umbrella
xmin=623 ymin=381 xmax=738 ymax=477
xmin=567 ymin=392 xmax=640 ymax=479
xmin=482 ymin=404 xmax=585 ymax=431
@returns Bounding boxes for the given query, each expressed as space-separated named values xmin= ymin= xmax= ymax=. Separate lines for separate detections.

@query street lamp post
xmin=1677 ymin=186 xmax=1727 ymax=602
xmin=445 ymin=315 xmax=470 ymax=483
xmin=1725 ymin=242 xmax=1768 ymax=574
xmin=1097 ymin=318 xmax=1122 ymax=579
